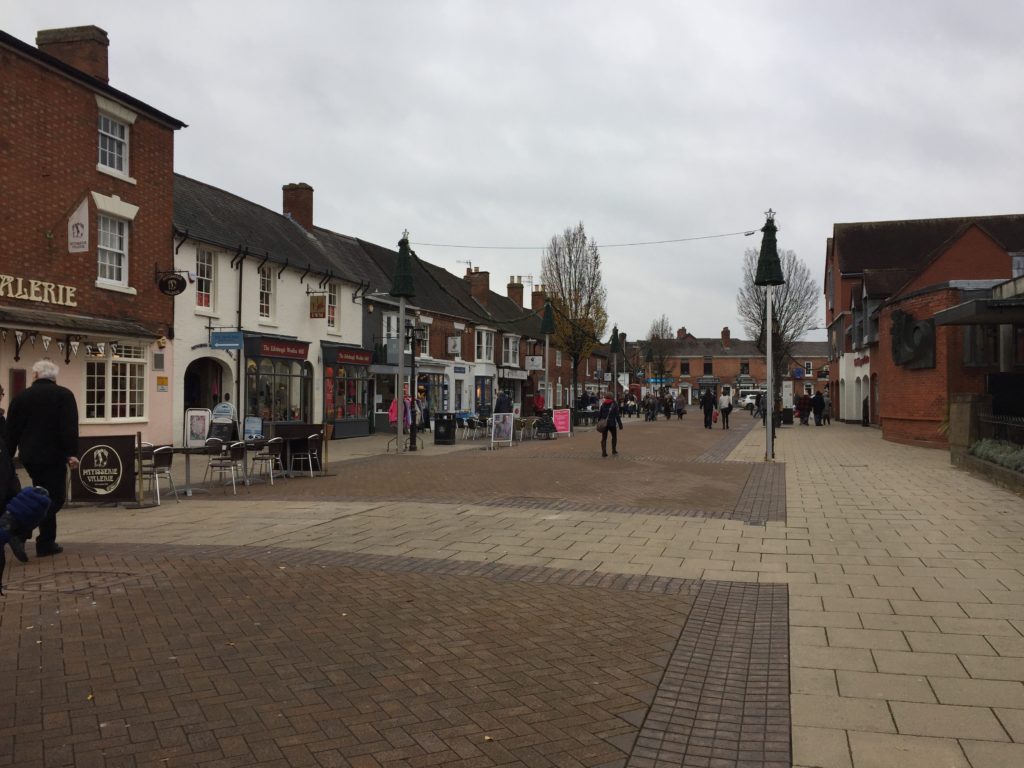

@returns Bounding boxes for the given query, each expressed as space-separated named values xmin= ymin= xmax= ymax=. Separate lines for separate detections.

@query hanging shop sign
xmin=210 ymin=331 xmax=243 ymax=350
xmin=157 ymin=272 xmax=187 ymax=296
xmin=0 ymin=274 xmax=78 ymax=307
xmin=68 ymin=198 xmax=89 ymax=253
xmin=309 ymin=294 xmax=326 ymax=319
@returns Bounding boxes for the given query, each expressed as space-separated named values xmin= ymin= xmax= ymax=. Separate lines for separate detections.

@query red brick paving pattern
xmin=2 ymin=546 xmax=693 ymax=767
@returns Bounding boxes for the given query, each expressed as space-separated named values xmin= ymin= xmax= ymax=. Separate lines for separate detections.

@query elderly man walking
xmin=6 ymin=359 xmax=80 ymax=557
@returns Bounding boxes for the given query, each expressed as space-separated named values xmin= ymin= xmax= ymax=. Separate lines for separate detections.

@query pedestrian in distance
xmin=597 ymin=391 xmax=623 ymax=457
xmin=5 ymin=359 xmax=79 ymax=558
xmin=823 ymin=390 xmax=832 ymax=425
xmin=700 ymin=389 xmax=716 ymax=429
xmin=674 ymin=392 xmax=686 ymax=419
xmin=811 ymin=390 xmax=825 ymax=426
xmin=718 ymin=389 xmax=733 ymax=430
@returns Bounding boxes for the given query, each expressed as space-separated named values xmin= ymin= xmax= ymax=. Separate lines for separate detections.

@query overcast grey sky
xmin=6 ymin=1 xmax=1023 ymax=342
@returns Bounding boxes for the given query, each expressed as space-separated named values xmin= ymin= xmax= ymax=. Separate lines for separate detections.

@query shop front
xmin=497 ymin=365 xmax=527 ymax=414
xmin=415 ymin=360 xmax=448 ymax=428
xmin=322 ymin=344 xmax=373 ymax=439
xmin=244 ymin=335 xmax=314 ymax=436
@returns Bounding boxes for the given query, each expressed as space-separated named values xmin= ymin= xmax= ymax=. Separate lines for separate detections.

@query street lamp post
xmin=609 ymin=324 xmax=620 ymax=400
xmin=406 ymin=321 xmax=425 ymax=452
xmin=754 ymin=209 xmax=786 ymax=461
xmin=540 ymin=301 xmax=554 ymax=411
xmin=390 ymin=231 xmax=416 ymax=445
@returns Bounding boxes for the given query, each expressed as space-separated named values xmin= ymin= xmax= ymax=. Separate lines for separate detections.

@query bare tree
xmin=736 ymin=248 xmax=819 ymax=397
xmin=540 ymin=222 xmax=608 ymax=408
xmin=646 ymin=314 xmax=674 ymax=395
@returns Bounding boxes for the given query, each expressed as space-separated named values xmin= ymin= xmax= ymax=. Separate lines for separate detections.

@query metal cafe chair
xmin=201 ymin=437 xmax=224 ymax=484
xmin=290 ymin=433 xmax=323 ymax=477
xmin=250 ymin=436 xmax=285 ymax=485
xmin=141 ymin=445 xmax=179 ymax=505
xmin=207 ymin=440 xmax=247 ymax=494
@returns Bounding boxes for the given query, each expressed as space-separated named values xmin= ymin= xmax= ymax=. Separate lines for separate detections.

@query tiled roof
xmin=789 ymin=341 xmax=829 ymax=357
xmin=862 ymin=268 xmax=916 ymax=299
xmin=175 ymin=175 xmax=544 ymax=335
xmin=832 ymin=214 xmax=1024 ymax=275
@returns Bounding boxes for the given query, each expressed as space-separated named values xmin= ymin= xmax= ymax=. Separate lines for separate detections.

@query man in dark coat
xmin=6 ymin=359 xmax=80 ymax=557
xmin=700 ymin=389 xmax=716 ymax=429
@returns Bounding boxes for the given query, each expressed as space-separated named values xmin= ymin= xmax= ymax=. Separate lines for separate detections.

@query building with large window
xmin=0 ymin=26 xmax=185 ymax=443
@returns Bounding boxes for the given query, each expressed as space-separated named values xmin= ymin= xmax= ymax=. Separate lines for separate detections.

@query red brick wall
xmin=877 ymin=287 xmax=993 ymax=449
xmin=903 ymin=226 xmax=1011 ymax=294
xmin=0 ymin=49 xmax=175 ymax=336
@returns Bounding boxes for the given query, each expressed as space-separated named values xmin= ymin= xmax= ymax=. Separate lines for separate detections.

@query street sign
xmin=210 ymin=331 xmax=243 ymax=350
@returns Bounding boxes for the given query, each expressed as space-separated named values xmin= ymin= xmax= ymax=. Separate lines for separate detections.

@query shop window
xmin=196 ymin=249 xmax=215 ymax=310
xmin=259 ymin=266 xmax=274 ymax=319
xmin=84 ymin=342 xmax=146 ymax=420
xmin=455 ymin=379 xmax=464 ymax=410
xmin=324 ymin=362 xmax=370 ymax=420
xmin=97 ymin=214 xmax=128 ymax=287
xmin=247 ymin=358 xmax=311 ymax=422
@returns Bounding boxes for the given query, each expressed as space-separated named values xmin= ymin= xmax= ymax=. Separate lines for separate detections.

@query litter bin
xmin=781 ymin=407 xmax=794 ymax=425
xmin=434 ymin=413 xmax=457 ymax=445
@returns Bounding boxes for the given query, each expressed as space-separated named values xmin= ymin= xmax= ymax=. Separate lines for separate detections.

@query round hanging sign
xmin=158 ymin=273 xmax=187 ymax=296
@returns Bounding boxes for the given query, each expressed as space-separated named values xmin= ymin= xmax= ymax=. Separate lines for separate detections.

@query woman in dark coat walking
xmin=597 ymin=392 xmax=624 ymax=457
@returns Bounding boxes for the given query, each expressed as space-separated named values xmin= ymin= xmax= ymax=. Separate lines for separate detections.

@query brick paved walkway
xmin=2 ymin=414 xmax=1022 ymax=767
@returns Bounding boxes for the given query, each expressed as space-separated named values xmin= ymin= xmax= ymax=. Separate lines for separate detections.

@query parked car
xmin=740 ymin=391 xmax=766 ymax=411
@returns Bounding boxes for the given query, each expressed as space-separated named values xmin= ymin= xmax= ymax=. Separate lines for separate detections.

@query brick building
xmin=825 ymin=215 xmax=1024 ymax=447
xmin=0 ymin=26 xmax=185 ymax=443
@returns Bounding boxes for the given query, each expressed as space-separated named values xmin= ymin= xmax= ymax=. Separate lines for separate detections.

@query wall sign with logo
xmin=70 ymin=436 xmax=137 ymax=502
xmin=157 ymin=272 xmax=187 ymax=296
xmin=309 ymin=294 xmax=326 ymax=319
xmin=68 ymin=198 xmax=89 ymax=253
xmin=246 ymin=337 xmax=310 ymax=360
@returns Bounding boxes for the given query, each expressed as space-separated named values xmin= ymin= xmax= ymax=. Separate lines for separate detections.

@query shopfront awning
xmin=934 ymin=298 xmax=1024 ymax=326
xmin=0 ymin=304 xmax=159 ymax=338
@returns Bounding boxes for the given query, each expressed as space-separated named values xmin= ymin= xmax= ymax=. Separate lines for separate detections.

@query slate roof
xmin=175 ymin=175 xmax=545 ymax=337
xmin=832 ymin=214 xmax=1024 ymax=275
xmin=790 ymin=341 xmax=829 ymax=358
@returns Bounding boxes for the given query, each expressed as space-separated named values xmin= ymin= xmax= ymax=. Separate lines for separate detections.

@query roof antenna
xmin=456 ymin=259 xmax=473 ymax=270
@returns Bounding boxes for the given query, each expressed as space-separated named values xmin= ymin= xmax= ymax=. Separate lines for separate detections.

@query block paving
xmin=1 ymin=410 xmax=1022 ymax=766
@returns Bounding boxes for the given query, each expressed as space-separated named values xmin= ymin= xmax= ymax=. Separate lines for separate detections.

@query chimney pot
xmin=37 ymin=25 xmax=110 ymax=82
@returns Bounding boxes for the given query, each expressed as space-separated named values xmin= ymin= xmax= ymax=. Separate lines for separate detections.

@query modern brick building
xmin=824 ymin=215 xmax=1024 ymax=447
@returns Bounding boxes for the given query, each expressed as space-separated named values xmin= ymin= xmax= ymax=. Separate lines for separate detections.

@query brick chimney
xmin=506 ymin=276 xmax=524 ymax=307
xmin=676 ymin=326 xmax=688 ymax=339
xmin=37 ymin=26 xmax=110 ymax=83
xmin=721 ymin=326 xmax=731 ymax=348
xmin=464 ymin=267 xmax=490 ymax=309
xmin=531 ymin=284 xmax=546 ymax=312
xmin=282 ymin=183 xmax=313 ymax=230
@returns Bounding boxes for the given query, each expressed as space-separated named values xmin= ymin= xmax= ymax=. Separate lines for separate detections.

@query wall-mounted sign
xmin=524 ymin=355 xmax=543 ymax=370
xmin=334 ymin=348 xmax=372 ymax=365
xmin=157 ymin=273 xmax=187 ymax=296
xmin=156 ymin=376 xmax=169 ymax=392
xmin=210 ymin=331 xmax=243 ymax=350
xmin=68 ymin=198 xmax=89 ymax=253
xmin=247 ymin=338 xmax=309 ymax=360
xmin=0 ymin=274 xmax=78 ymax=307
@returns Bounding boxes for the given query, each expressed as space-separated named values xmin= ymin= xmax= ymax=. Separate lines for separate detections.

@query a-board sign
xmin=70 ymin=435 xmax=137 ymax=502
xmin=243 ymin=416 xmax=264 ymax=440
xmin=208 ymin=417 xmax=237 ymax=442
xmin=185 ymin=408 xmax=212 ymax=448
xmin=490 ymin=412 xmax=515 ymax=449
xmin=552 ymin=408 xmax=572 ymax=435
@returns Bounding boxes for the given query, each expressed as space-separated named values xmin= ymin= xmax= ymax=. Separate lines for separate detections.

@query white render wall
xmin=171 ymin=241 xmax=363 ymax=445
